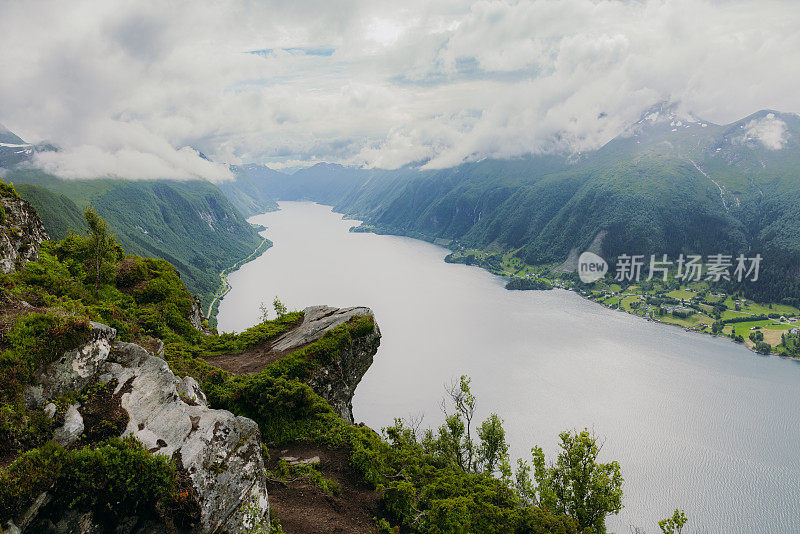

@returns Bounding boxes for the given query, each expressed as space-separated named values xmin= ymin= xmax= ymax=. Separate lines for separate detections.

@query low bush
xmin=0 ymin=312 xmax=91 ymax=404
xmin=0 ymin=436 xmax=178 ymax=525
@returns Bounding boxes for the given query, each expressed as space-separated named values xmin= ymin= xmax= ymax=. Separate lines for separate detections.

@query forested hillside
xmin=5 ymin=169 xmax=263 ymax=308
xmin=12 ymin=184 xmax=86 ymax=240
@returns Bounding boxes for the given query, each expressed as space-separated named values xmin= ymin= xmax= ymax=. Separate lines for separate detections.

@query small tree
xmin=440 ymin=375 xmax=476 ymax=471
xmin=425 ymin=375 xmax=510 ymax=475
xmin=755 ymin=341 xmax=772 ymax=355
xmin=273 ymin=297 xmax=287 ymax=318
xmin=475 ymin=413 xmax=509 ymax=476
xmin=659 ymin=509 xmax=688 ymax=534
xmin=530 ymin=429 xmax=623 ymax=533
xmin=84 ymin=207 xmax=119 ymax=297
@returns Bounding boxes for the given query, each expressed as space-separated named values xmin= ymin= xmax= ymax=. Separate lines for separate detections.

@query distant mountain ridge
xmin=234 ymin=105 xmax=800 ymax=303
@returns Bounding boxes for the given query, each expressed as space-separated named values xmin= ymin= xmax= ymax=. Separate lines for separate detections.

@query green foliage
xmin=0 ymin=441 xmax=67 ymax=521
xmin=782 ymin=330 xmax=800 ymax=357
xmin=264 ymin=315 xmax=375 ymax=382
xmin=358 ymin=417 xmax=581 ymax=534
xmin=0 ymin=404 xmax=54 ymax=459
xmin=475 ymin=414 xmax=510 ymax=476
xmin=268 ymin=508 xmax=285 ymax=534
xmin=505 ymin=277 xmax=553 ymax=291
xmin=659 ymin=509 xmax=688 ymax=534
xmin=56 ymin=435 xmax=176 ymax=514
xmin=8 ymin=239 xmax=201 ymax=347
xmin=273 ymin=297 xmax=288 ymax=318
xmin=199 ymin=311 xmax=303 ymax=357
xmin=0 ymin=312 xmax=91 ymax=404
xmin=755 ymin=341 xmax=772 ymax=355
xmin=529 ymin=429 xmax=623 ymax=533
xmin=268 ymin=459 xmax=341 ymax=496
xmin=0 ymin=437 xmax=176 ymax=524
xmin=84 ymin=206 xmax=120 ymax=296
xmin=0 ymin=180 xmax=20 ymax=200
xmin=213 ymin=373 xmax=349 ymax=445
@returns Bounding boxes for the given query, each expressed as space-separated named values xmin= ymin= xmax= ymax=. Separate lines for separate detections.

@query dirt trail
xmin=266 ymin=443 xmax=381 ymax=533
xmin=203 ymin=322 xmax=310 ymax=374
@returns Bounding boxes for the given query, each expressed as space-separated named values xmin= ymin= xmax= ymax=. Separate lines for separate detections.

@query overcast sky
xmin=1 ymin=0 xmax=799 ymax=181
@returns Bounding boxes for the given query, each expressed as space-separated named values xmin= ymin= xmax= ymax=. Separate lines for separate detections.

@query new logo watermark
xmin=577 ymin=252 xmax=762 ymax=284
xmin=578 ymin=252 xmax=608 ymax=283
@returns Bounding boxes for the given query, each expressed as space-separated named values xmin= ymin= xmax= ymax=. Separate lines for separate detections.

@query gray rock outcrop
xmin=272 ymin=305 xmax=381 ymax=424
xmin=24 ymin=323 xmax=270 ymax=534
xmin=0 ymin=189 xmax=48 ymax=273
xmin=189 ymin=295 xmax=206 ymax=331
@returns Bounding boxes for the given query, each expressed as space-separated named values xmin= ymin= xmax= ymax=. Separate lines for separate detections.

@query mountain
xmin=249 ymin=106 xmax=800 ymax=303
xmin=12 ymin=183 xmax=86 ymax=240
xmin=216 ymin=163 xmax=280 ymax=217
xmin=5 ymin=168 xmax=263 ymax=309
xmin=0 ymin=125 xmax=265 ymax=308
xmin=0 ymin=123 xmax=34 ymax=168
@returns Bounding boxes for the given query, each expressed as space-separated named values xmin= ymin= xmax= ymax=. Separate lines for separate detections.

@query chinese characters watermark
xmin=612 ymin=253 xmax=762 ymax=283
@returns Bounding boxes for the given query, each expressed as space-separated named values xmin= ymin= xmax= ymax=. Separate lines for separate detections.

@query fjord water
xmin=218 ymin=202 xmax=800 ymax=533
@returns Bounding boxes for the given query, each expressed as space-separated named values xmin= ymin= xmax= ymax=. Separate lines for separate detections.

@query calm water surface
xmin=218 ymin=202 xmax=800 ymax=533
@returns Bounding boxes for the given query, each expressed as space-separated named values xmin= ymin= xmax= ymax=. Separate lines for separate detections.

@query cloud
xmin=741 ymin=113 xmax=789 ymax=150
xmin=0 ymin=0 xmax=799 ymax=177
xmin=32 ymin=146 xmax=233 ymax=182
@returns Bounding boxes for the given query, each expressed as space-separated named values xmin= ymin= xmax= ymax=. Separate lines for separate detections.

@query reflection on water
xmin=218 ymin=202 xmax=800 ymax=533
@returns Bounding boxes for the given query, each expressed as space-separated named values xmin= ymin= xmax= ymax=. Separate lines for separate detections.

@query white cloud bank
xmin=1 ymin=0 xmax=799 ymax=178
xmin=742 ymin=113 xmax=790 ymax=150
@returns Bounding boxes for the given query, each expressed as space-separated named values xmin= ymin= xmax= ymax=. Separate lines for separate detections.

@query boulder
xmin=52 ymin=404 xmax=84 ymax=447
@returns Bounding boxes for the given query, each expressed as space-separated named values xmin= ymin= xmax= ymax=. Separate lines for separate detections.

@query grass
xmin=665 ymin=289 xmax=695 ymax=300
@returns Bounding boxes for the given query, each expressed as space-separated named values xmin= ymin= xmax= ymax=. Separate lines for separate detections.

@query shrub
xmin=55 ymin=435 xmax=176 ymax=517
xmin=0 ymin=312 xmax=91 ymax=404
xmin=0 ymin=437 xmax=178 ymax=525
xmin=0 ymin=441 xmax=66 ymax=521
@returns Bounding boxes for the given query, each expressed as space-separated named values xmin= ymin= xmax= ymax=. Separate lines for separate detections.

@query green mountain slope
xmin=4 ymin=169 xmax=263 ymax=308
xmin=14 ymin=184 xmax=86 ymax=239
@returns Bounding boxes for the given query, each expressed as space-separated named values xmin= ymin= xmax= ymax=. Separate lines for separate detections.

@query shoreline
xmin=243 ymin=203 xmax=800 ymax=360
xmin=207 ymin=236 xmax=273 ymax=326
xmin=574 ymin=289 xmax=800 ymax=361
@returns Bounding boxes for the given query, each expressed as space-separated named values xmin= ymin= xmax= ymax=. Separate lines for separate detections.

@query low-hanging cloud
xmin=741 ymin=113 xmax=790 ymax=151
xmin=0 ymin=0 xmax=799 ymax=178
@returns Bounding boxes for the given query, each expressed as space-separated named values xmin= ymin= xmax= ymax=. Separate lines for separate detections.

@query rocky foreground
xmin=8 ymin=306 xmax=380 ymax=534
